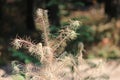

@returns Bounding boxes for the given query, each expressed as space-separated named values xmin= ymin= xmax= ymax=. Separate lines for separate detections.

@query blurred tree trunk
xmin=105 ymin=0 xmax=120 ymax=19
xmin=43 ymin=0 xmax=60 ymax=26
xmin=26 ymin=0 xmax=35 ymax=30
xmin=46 ymin=4 xmax=60 ymax=26
xmin=0 ymin=0 xmax=3 ymax=25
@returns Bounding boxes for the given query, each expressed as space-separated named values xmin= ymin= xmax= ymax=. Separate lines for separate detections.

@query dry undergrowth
xmin=11 ymin=8 xmax=109 ymax=80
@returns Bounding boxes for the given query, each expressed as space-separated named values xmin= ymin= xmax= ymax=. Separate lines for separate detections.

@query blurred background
xmin=0 ymin=0 xmax=120 ymax=65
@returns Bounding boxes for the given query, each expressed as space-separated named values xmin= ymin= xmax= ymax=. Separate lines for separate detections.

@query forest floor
xmin=0 ymin=59 xmax=120 ymax=80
